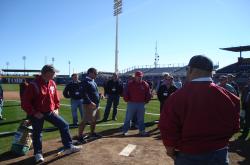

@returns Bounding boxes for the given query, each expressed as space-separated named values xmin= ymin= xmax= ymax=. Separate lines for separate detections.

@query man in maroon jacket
xmin=159 ymin=55 xmax=240 ymax=165
xmin=122 ymin=71 xmax=151 ymax=136
xmin=21 ymin=65 xmax=81 ymax=163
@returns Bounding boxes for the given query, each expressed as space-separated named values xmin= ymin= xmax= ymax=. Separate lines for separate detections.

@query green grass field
xmin=0 ymin=85 xmax=159 ymax=154
xmin=0 ymin=84 xmax=248 ymax=156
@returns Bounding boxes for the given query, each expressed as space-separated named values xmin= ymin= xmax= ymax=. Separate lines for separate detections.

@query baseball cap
xmin=135 ymin=71 xmax=143 ymax=77
xmin=219 ymin=75 xmax=227 ymax=80
xmin=162 ymin=72 xmax=170 ymax=77
xmin=188 ymin=55 xmax=213 ymax=72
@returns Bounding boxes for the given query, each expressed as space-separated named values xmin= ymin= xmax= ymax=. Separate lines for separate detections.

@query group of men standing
xmin=18 ymin=54 xmax=248 ymax=164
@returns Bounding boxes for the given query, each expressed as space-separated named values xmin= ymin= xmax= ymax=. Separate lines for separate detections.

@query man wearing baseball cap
xmin=122 ymin=70 xmax=151 ymax=136
xmin=227 ymin=74 xmax=239 ymax=96
xmin=160 ymin=55 xmax=240 ymax=165
xmin=22 ymin=65 xmax=81 ymax=163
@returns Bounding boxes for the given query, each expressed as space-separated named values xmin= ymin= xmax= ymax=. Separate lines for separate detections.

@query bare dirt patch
xmin=4 ymin=91 xmax=20 ymax=100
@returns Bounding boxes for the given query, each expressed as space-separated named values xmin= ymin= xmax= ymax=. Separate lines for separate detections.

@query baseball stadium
xmin=1 ymin=1 xmax=250 ymax=165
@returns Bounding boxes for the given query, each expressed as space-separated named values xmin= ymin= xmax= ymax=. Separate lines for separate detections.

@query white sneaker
xmin=123 ymin=132 xmax=129 ymax=136
xmin=64 ymin=145 xmax=82 ymax=155
xmin=35 ymin=153 xmax=44 ymax=163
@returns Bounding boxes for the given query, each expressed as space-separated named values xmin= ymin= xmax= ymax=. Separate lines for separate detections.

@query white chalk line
xmin=5 ymin=100 xmax=160 ymax=116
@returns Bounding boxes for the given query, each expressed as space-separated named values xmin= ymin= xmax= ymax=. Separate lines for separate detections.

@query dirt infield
xmin=0 ymin=133 xmax=172 ymax=165
xmin=2 ymin=91 xmax=250 ymax=165
xmin=1 ymin=131 xmax=250 ymax=165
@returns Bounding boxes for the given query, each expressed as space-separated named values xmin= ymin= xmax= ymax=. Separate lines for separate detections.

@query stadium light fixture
xmin=154 ymin=41 xmax=159 ymax=68
xmin=52 ymin=57 xmax=55 ymax=66
xmin=114 ymin=0 xmax=122 ymax=73
xmin=68 ymin=60 xmax=71 ymax=77
xmin=6 ymin=62 xmax=9 ymax=75
xmin=22 ymin=56 xmax=26 ymax=75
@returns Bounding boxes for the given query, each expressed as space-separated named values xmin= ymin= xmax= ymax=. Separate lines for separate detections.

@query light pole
xmin=114 ymin=0 xmax=122 ymax=73
xmin=68 ymin=60 xmax=71 ymax=77
xmin=45 ymin=56 xmax=47 ymax=65
xmin=154 ymin=41 xmax=159 ymax=68
xmin=22 ymin=56 xmax=26 ymax=75
xmin=52 ymin=57 xmax=55 ymax=66
xmin=6 ymin=62 xmax=9 ymax=75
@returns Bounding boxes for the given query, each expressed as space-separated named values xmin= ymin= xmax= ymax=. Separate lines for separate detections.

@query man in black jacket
xmin=157 ymin=74 xmax=177 ymax=113
xmin=241 ymin=77 xmax=250 ymax=139
xmin=103 ymin=73 xmax=123 ymax=121
xmin=63 ymin=73 xmax=83 ymax=126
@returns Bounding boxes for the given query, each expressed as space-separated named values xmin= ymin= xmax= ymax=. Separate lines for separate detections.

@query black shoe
xmin=78 ymin=135 xmax=89 ymax=144
xmin=102 ymin=118 xmax=108 ymax=122
xmin=90 ymin=133 xmax=102 ymax=138
xmin=139 ymin=131 xmax=150 ymax=137
xmin=112 ymin=117 xmax=117 ymax=121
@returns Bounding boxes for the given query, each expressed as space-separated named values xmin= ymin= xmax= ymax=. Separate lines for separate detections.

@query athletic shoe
xmin=78 ymin=134 xmax=89 ymax=144
xmin=64 ymin=145 xmax=82 ymax=155
xmin=35 ymin=153 xmax=44 ymax=163
xmin=123 ymin=132 xmax=129 ymax=136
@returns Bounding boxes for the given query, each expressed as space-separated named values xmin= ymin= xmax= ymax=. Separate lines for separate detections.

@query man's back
xmin=160 ymin=81 xmax=240 ymax=154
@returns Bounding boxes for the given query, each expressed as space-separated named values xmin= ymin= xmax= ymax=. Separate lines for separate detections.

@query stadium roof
xmin=2 ymin=69 xmax=41 ymax=72
xmin=220 ymin=45 xmax=250 ymax=58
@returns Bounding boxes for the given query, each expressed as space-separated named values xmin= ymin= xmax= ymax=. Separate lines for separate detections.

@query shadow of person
xmin=0 ymin=149 xmax=60 ymax=165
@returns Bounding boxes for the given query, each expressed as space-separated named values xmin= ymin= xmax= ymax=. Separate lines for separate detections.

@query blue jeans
xmin=175 ymin=147 xmax=229 ymax=165
xmin=123 ymin=102 xmax=145 ymax=133
xmin=71 ymin=99 xmax=83 ymax=125
xmin=103 ymin=94 xmax=120 ymax=120
xmin=29 ymin=112 xmax=73 ymax=155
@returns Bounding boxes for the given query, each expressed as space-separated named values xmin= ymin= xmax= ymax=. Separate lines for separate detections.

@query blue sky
xmin=0 ymin=0 xmax=250 ymax=75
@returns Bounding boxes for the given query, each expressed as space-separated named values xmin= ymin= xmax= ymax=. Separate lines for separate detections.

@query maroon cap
xmin=135 ymin=71 xmax=143 ymax=77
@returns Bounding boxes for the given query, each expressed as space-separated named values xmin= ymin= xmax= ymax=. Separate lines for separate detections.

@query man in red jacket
xmin=21 ymin=65 xmax=81 ymax=163
xmin=122 ymin=71 xmax=151 ymax=136
xmin=159 ymin=55 xmax=240 ymax=165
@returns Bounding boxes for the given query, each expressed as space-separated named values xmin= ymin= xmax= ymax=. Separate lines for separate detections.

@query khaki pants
xmin=83 ymin=105 xmax=100 ymax=123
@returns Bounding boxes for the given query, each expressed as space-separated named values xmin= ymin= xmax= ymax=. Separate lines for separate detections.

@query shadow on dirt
xmin=0 ymin=147 xmax=68 ymax=165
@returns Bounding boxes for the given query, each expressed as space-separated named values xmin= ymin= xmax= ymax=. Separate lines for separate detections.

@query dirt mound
xmin=0 ymin=134 xmax=172 ymax=165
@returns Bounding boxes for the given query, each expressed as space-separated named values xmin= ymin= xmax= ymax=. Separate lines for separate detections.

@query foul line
xmin=60 ymin=103 xmax=160 ymax=116
xmin=5 ymin=100 xmax=160 ymax=116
